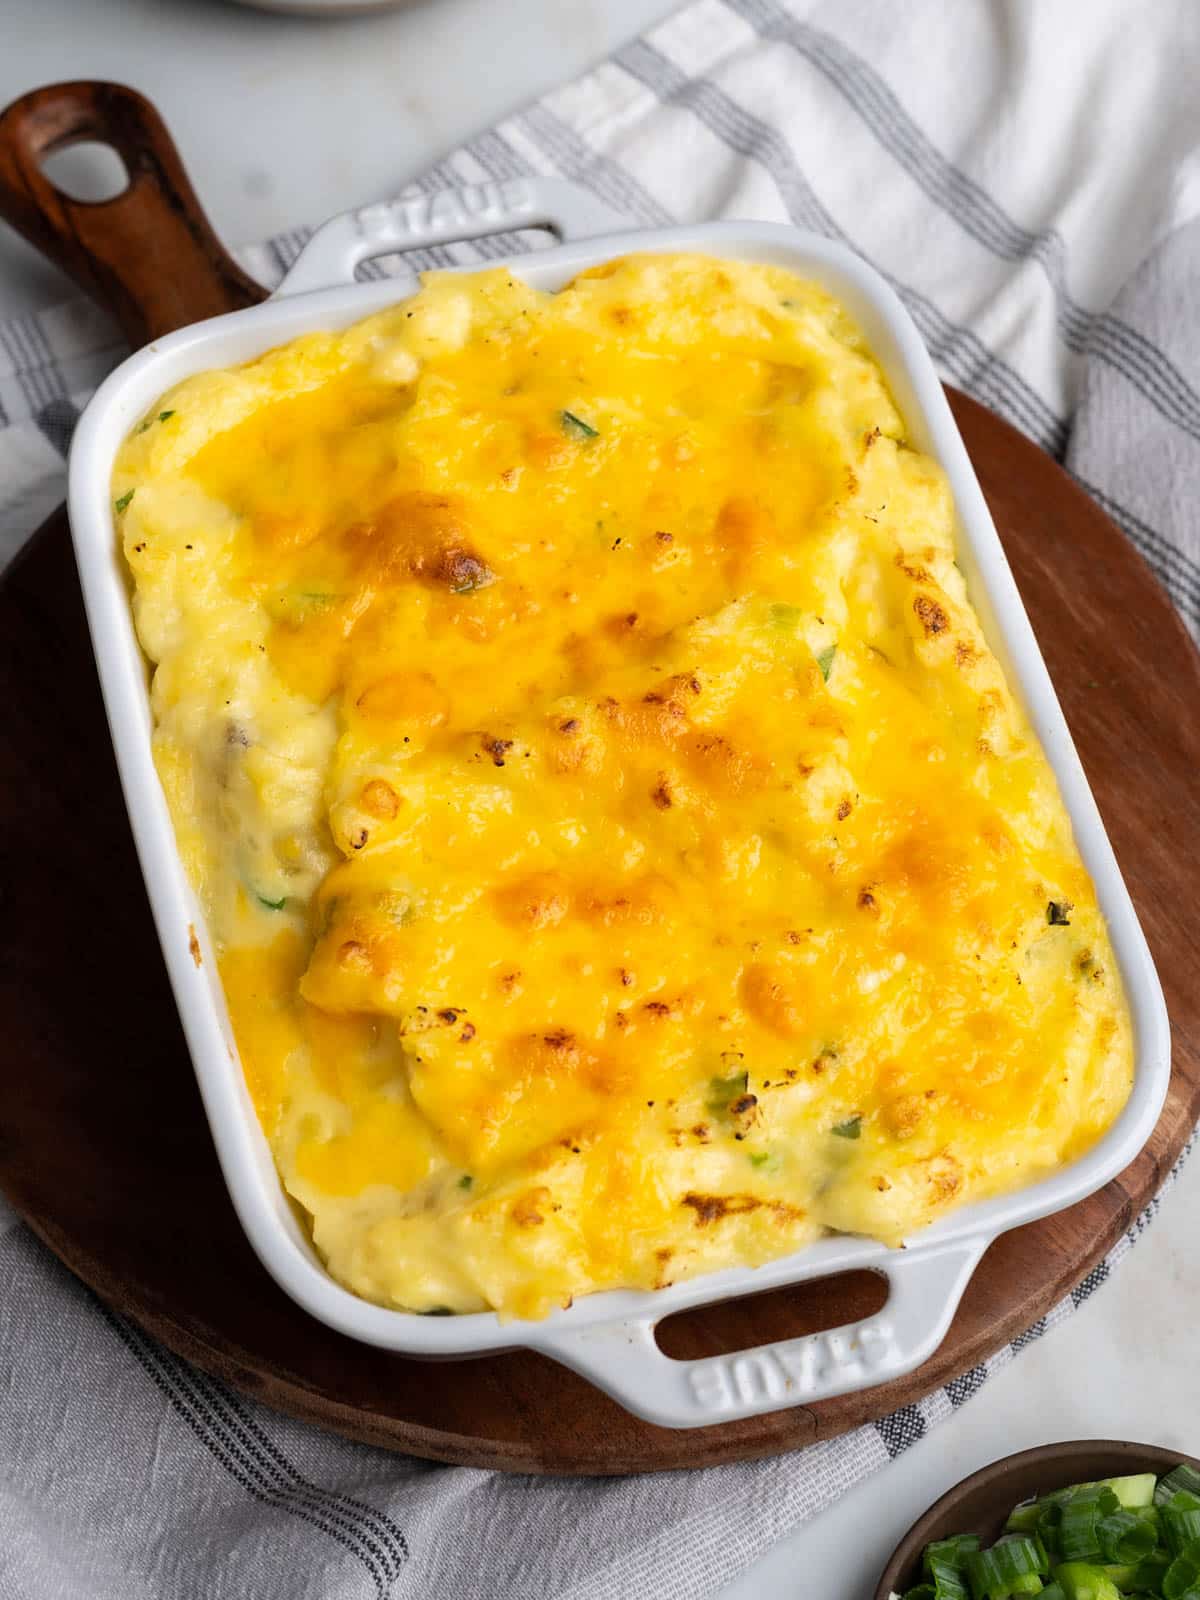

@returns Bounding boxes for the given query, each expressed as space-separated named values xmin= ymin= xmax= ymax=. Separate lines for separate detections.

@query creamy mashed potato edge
xmin=113 ymin=255 xmax=1133 ymax=1319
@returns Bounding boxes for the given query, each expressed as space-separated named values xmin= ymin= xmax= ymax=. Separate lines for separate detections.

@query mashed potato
xmin=113 ymin=254 xmax=1132 ymax=1319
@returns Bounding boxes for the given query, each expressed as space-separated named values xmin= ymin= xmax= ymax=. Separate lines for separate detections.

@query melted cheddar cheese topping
xmin=114 ymin=255 xmax=1132 ymax=1319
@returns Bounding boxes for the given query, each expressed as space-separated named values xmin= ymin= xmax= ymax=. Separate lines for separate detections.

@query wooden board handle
xmin=0 ymin=81 xmax=267 ymax=344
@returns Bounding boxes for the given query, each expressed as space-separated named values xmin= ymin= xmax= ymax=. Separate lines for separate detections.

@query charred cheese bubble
xmin=114 ymin=255 xmax=1133 ymax=1320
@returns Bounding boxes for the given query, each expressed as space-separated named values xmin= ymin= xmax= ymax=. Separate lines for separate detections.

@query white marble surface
xmin=1 ymin=4 xmax=1195 ymax=1597
xmin=0 ymin=0 xmax=681 ymax=314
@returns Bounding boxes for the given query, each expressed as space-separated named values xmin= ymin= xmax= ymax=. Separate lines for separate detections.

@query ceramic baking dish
xmin=66 ymin=178 xmax=1170 ymax=1429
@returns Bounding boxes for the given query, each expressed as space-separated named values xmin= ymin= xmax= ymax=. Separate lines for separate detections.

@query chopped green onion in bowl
xmin=896 ymin=1464 xmax=1199 ymax=1600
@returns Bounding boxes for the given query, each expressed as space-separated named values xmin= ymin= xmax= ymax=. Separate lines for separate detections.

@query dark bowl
xmin=874 ymin=1440 xmax=1200 ymax=1599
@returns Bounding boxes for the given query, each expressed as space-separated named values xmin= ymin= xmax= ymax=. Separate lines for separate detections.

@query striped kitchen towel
xmin=1 ymin=3 xmax=1199 ymax=1598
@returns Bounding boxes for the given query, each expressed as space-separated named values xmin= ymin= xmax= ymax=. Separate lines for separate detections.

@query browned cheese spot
xmin=511 ymin=1188 xmax=551 ymax=1228
xmin=437 ymin=547 xmax=492 ymax=592
xmin=681 ymin=1192 xmax=805 ymax=1227
xmin=337 ymin=940 xmax=372 ymax=972
xmin=481 ymin=735 xmax=514 ymax=767
xmin=914 ymin=594 xmax=950 ymax=636
xmin=681 ymin=1192 xmax=762 ymax=1226
xmin=360 ymin=779 xmax=400 ymax=819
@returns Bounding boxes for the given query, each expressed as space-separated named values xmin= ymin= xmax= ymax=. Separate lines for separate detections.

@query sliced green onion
xmin=1097 ymin=1563 xmax=1139 ymax=1590
xmin=769 ymin=602 xmax=803 ymax=631
xmin=915 ymin=1466 xmax=1197 ymax=1600
xmin=923 ymin=1534 xmax=982 ymax=1571
xmin=832 ymin=1116 xmax=862 ymax=1139
xmin=1007 ymin=1502 xmax=1043 ymax=1535
xmin=255 ymin=892 xmax=287 ymax=911
xmin=158 ymin=409 xmax=175 ymax=423
xmin=1053 ymin=1564 xmax=1121 ymax=1600
xmin=1165 ymin=1539 xmax=1200 ymax=1599
xmin=966 ymin=1534 xmax=1047 ymax=1598
xmin=1164 ymin=1497 xmax=1200 ymax=1558
xmin=1100 ymin=1475 xmax=1158 ymax=1511
xmin=816 ymin=643 xmax=837 ymax=682
xmin=1131 ymin=1551 xmax=1170 ymax=1591
xmin=114 ymin=489 xmax=135 ymax=514
xmin=560 ymin=409 xmax=599 ymax=440
xmin=457 ymin=1174 xmax=473 ymax=1190
xmin=1060 ymin=1490 xmax=1121 ymax=1562
xmin=1097 ymin=1509 xmax=1158 ymax=1564
xmin=923 ymin=1534 xmax=979 ymax=1600
xmin=1038 ymin=1502 xmax=1067 ymax=1556
xmin=1159 ymin=1468 xmax=1200 ymax=1507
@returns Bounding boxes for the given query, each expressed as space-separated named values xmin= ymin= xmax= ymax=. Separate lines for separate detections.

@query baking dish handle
xmin=275 ymin=178 xmax=624 ymax=297
xmin=533 ymin=1236 xmax=990 ymax=1429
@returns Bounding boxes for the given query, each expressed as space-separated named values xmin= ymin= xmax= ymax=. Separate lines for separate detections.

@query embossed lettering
xmin=685 ymin=1315 xmax=899 ymax=1413
xmin=357 ymin=181 xmax=537 ymax=244
xmin=855 ymin=1317 xmax=896 ymax=1369
xmin=687 ymin=1360 xmax=734 ymax=1411
xmin=731 ymin=1352 xmax=787 ymax=1404
xmin=772 ymin=1339 xmax=820 ymax=1393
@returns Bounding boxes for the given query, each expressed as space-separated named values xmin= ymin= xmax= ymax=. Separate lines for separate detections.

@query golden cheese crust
xmin=114 ymin=254 xmax=1133 ymax=1319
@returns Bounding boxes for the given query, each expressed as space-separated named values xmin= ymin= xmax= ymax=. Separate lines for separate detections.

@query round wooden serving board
xmin=1 ymin=81 xmax=1198 ymax=1477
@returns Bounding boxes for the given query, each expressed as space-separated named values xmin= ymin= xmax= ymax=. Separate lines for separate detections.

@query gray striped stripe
xmin=95 ymin=1300 xmax=406 ymax=1594
xmin=102 ymin=1313 xmax=390 ymax=1597
xmin=945 ymin=1364 xmax=988 ymax=1408
xmin=728 ymin=0 xmax=1200 ymax=447
xmin=434 ymin=131 xmax=548 ymax=263
xmin=173 ymin=1364 xmax=409 ymax=1580
xmin=34 ymin=397 xmax=80 ymax=458
xmin=0 ymin=313 xmax=65 ymax=415
xmin=615 ymin=38 xmax=1068 ymax=456
xmin=1011 ymin=1316 xmax=1048 ymax=1351
xmin=519 ymin=103 xmax=672 ymax=228
xmin=119 ymin=1319 xmax=403 ymax=1596
xmin=1071 ymin=1259 xmax=1111 ymax=1307
xmin=1075 ymin=475 xmax=1200 ymax=624
xmin=875 ymin=1403 xmax=926 ymax=1458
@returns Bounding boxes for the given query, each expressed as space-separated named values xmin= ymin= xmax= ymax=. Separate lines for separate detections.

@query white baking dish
xmin=67 ymin=178 xmax=1170 ymax=1430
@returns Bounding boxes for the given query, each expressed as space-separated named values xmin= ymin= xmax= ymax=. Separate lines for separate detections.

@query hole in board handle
xmin=351 ymin=226 xmax=559 ymax=283
xmin=41 ymin=142 xmax=131 ymax=204
xmin=654 ymin=1268 xmax=888 ymax=1360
